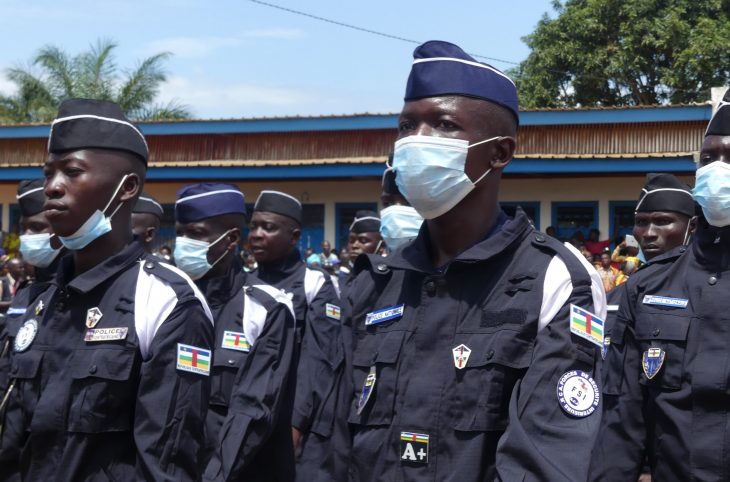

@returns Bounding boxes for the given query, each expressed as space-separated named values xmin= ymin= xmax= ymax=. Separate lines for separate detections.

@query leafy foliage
xmin=0 ymin=39 xmax=190 ymax=123
xmin=511 ymin=0 xmax=730 ymax=108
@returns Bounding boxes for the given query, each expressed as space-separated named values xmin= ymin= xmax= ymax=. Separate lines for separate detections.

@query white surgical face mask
xmin=379 ymin=204 xmax=423 ymax=251
xmin=58 ymin=174 xmax=130 ymax=250
xmin=19 ymin=232 xmax=61 ymax=268
xmin=392 ymin=135 xmax=502 ymax=219
xmin=173 ymin=229 xmax=233 ymax=281
xmin=693 ymin=161 xmax=730 ymax=227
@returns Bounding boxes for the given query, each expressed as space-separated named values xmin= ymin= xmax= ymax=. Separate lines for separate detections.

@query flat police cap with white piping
xmin=705 ymin=88 xmax=730 ymax=137
xmin=350 ymin=210 xmax=381 ymax=234
xmin=48 ymin=98 xmax=149 ymax=165
xmin=133 ymin=192 xmax=165 ymax=220
xmin=405 ymin=40 xmax=519 ymax=124
xmin=635 ymin=173 xmax=694 ymax=217
xmin=175 ymin=183 xmax=246 ymax=223
xmin=16 ymin=179 xmax=46 ymax=217
xmin=253 ymin=190 xmax=302 ymax=225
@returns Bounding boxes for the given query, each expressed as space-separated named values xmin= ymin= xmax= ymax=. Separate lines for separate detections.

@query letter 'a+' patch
xmin=400 ymin=432 xmax=429 ymax=464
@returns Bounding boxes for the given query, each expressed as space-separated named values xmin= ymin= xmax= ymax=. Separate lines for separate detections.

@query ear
xmin=226 ymin=229 xmax=241 ymax=251
xmin=119 ymin=173 xmax=142 ymax=202
xmin=689 ymin=216 xmax=698 ymax=235
xmin=490 ymin=136 xmax=517 ymax=171
xmin=290 ymin=227 xmax=301 ymax=247
xmin=144 ymin=226 xmax=156 ymax=244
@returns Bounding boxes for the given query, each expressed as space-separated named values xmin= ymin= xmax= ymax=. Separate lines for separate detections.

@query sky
xmin=0 ymin=0 xmax=557 ymax=119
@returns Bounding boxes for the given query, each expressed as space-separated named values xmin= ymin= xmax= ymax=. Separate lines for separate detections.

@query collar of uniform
xmin=693 ymin=219 xmax=730 ymax=270
xmin=198 ymin=258 xmax=247 ymax=306
xmin=386 ymin=209 xmax=529 ymax=273
xmin=58 ymin=240 xmax=147 ymax=294
xmin=255 ymin=248 xmax=303 ymax=283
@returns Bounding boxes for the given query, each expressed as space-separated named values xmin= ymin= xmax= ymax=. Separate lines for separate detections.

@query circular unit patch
xmin=557 ymin=370 xmax=599 ymax=418
xmin=14 ymin=319 xmax=38 ymax=353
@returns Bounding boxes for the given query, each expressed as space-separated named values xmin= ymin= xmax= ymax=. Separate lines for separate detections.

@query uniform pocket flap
xmin=634 ymin=314 xmax=690 ymax=341
xmin=11 ymin=351 xmax=43 ymax=379
xmin=70 ymin=348 xmax=135 ymax=381
xmin=352 ymin=331 xmax=405 ymax=367
xmin=212 ymin=347 xmax=248 ymax=368
xmin=460 ymin=331 xmax=533 ymax=369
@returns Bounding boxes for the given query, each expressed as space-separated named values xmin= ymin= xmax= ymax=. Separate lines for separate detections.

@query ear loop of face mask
xmin=682 ymin=216 xmax=697 ymax=246
xmin=103 ymin=174 xmax=130 ymax=220
xmin=208 ymin=228 xmax=236 ymax=269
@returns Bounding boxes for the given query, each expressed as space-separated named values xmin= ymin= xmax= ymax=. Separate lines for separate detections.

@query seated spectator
xmin=584 ymin=228 xmax=611 ymax=256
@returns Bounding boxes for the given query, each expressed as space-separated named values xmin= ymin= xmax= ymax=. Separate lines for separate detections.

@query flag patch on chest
xmin=325 ymin=303 xmax=341 ymax=320
xmin=570 ymin=304 xmax=604 ymax=347
xmin=222 ymin=331 xmax=250 ymax=352
xmin=176 ymin=343 xmax=211 ymax=376
xmin=400 ymin=432 xmax=429 ymax=464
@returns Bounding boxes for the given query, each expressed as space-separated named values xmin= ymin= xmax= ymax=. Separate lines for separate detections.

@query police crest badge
xmin=357 ymin=366 xmax=377 ymax=415
xmin=86 ymin=307 xmax=103 ymax=328
xmin=452 ymin=344 xmax=471 ymax=369
xmin=642 ymin=347 xmax=665 ymax=380
xmin=602 ymin=336 xmax=611 ymax=360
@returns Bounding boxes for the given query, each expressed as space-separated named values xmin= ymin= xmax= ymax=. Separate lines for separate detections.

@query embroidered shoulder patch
xmin=176 ymin=343 xmax=211 ymax=376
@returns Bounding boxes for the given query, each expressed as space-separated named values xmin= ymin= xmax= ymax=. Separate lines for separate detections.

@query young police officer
xmin=248 ymin=191 xmax=345 ymax=481
xmin=590 ymin=89 xmax=730 ymax=481
xmin=171 ymin=182 xmax=296 ymax=481
xmin=132 ymin=191 xmax=164 ymax=252
xmin=0 ymin=99 xmax=214 ymax=481
xmin=344 ymin=41 xmax=606 ymax=481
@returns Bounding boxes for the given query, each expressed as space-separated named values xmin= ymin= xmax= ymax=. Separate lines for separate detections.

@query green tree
xmin=0 ymin=39 xmax=189 ymax=123
xmin=512 ymin=0 xmax=730 ymax=108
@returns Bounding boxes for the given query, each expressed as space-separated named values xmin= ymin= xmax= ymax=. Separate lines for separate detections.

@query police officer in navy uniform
xmin=589 ymin=89 xmax=730 ymax=481
xmin=132 ymin=191 xmax=164 ymax=252
xmin=0 ymin=99 xmax=214 ymax=481
xmin=0 ymin=178 xmax=66 ymax=481
xmin=344 ymin=40 xmax=606 ymax=481
xmin=171 ymin=182 xmax=297 ymax=481
xmin=248 ymin=191 xmax=346 ymax=481
xmin=340 ymin=211 xmax=382 ymax=294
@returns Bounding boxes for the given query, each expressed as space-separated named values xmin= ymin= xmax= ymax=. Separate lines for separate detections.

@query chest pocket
xmin=451 ymin=330 xmax=533 ymax=432
xmin=10 ymin=350 xmax=44 ymax=416
xmin=210 ymin=347 xmax=248 ymax=408
xmin=68 ymin=348 xmax=137 ymax=433
xmin=348 ymin=330 xmax=405 ymax=426
xmin=634 ymin=312 xmax=690 ymax=390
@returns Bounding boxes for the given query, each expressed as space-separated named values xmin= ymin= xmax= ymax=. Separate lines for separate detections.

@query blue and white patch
xmin=642 ymin=295 xmax=688 ymax=309
xmin=365 ymin=304 xmax=404 ymax=326
xmin=357 ymin=365 xmax=377 ymax=415
xmin=602 ymin=336 xmax=611 ymax=360
xmin=6 ymin=307 xmax=26 ymax=316
xmin=14 ymin=319 xmax=38 ymax=353
xmin=557 ymin=370 xmax=600 ymax=418
xmin=642 ymin=347 xmax=665 ymax=380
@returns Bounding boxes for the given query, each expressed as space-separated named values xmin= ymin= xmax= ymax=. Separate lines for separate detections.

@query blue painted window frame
xmin=551 ymin=201 xmax=599 ymax=241
xmin=609 ymin=201 xmax=636 ymax=244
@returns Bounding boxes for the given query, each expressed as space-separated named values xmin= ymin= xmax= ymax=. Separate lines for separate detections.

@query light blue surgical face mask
xmin=392 ymin=135 xmax=503 ymax=219
xmin=58 ymin=174 xmax=129 ymax=250
xmin=379 ymin=204 xmax=423 ymax=251
xmin=173 ymin=229 xmax=233 ymax=281
xmin=693 ymin=161 xmax=730 ymax=227
xmin=19 ymin=232 xmax=61 ymax=268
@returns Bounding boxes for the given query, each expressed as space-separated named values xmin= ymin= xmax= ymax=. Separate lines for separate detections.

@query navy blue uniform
xmin=346 ymin=210 xmax=605 ymax=481
xmin=255 ymin=249 xmax=346 ymax=481
xmin=0 ymin=241 xmax=213 ymax=481
xmin=590 ymin=222 xmax=730 ymax=481
xmin=200 ymin=262 xmax=297 ymax=482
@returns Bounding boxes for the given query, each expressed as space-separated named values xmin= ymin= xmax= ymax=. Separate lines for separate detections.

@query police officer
xmin=589 ymin=89 xmax=730 ymax=480
xmin=248 ymin=191 xmax=345 ymax=481
xmin=0 ymin=178 xmax=66 ymax=481
xmin=0 ymin=99 xmax=214 ymax=481
xmin=132 ymin=191 xmax=164 ymax=252
xmin=340 ymin=211 xmax=382 ymax=293
xmin=379 ymin=168 xmax=423 ymax=253
xmin=344 ymin=40 xmax=606 ymax=481
xmin=171 ymin=182 xmax=297 ymax=481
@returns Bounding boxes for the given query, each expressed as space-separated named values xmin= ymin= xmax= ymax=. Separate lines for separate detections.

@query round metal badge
xmin=557 ymin=370 xmax=600 ymax=418
xmin=14 ymin=319 xmax=38 ymax=353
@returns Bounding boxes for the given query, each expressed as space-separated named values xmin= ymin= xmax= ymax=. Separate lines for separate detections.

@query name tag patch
xmin=326 ymin=303 xmax=341 ymax=320
xmin=557 ymin=370 xmax=600 ymax=418
xmin=85 ymin=327 xmax=128 ymax=343
xmin=365 ymin=304 xmax=404 ymax=326
xmin=222 ymin=331 xmax=250 ymax=352
xmin=176 ymin=343 xmax=211 ymax=376
xmin=400 ymin=432 xmax=429 ymax=464
xmin=642 ymin=295 xmax=688 ymax=308
xmin=7 ymin=307 xmax=26 ymax=316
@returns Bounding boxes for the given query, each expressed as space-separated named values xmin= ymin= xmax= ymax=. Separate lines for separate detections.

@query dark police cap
xmin=48 ymin=98 xmax=149 ymax=165
xmin=350 ymin=210 xmax=381 ymax=233
xmin=635 ymin=173 xmax=694 ymax=217
xmin=253 ymin=190 xmax=302 ymax=224
xmin=405 ymin=40 xmax=519 ymax=124
xmin=705 ymin=88 xmax=730 ymax=137
xmin=175 ymin=183 xmax=246 ymax=223
xmin=133 ymin=192 xmax=164 ymax=219
xmin=16 ymin=179 xmax=46 ymax=217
